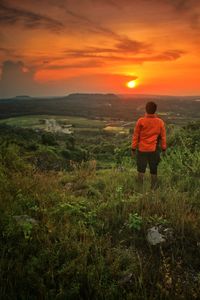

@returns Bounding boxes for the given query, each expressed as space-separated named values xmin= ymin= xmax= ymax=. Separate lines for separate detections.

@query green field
xmin=0 ymin=115 xmax=106 ymax=128
xmin=0 ymin=115 xmax=132 ymax=137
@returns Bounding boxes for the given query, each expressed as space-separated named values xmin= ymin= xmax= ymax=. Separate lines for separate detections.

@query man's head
xmin=146 ymin=102 xmax=157 ymax=114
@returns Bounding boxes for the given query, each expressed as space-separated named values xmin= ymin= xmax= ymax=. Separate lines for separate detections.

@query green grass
xmin=0 ymin=115 xmax=43 ymax=127
xmin=1 ymin=155 xmax=200 ymax=299
xmin=0 ymin=115 xmax=105 ymax=129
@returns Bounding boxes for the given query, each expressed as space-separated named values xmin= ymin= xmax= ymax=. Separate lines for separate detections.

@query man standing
xmin=131 ymin=102 xmax=167 ymax=189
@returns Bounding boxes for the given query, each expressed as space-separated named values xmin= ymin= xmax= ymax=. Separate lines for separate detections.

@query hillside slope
xmin=0 ymin=122 xmax=200 ymax=299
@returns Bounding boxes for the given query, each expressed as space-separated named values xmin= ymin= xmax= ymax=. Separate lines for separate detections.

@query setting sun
xmin=127 ymin=80 xmax=136 ymax=89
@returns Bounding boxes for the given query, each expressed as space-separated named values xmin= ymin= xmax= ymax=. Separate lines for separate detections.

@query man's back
xmin=131 ymin=102 xmax=167 ymax=189
xmin=132 ymin=113 xmax=166 ymax=152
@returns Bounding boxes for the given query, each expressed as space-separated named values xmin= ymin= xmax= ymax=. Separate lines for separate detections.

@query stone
xmin=147 ymin=226 xmax=166 ymax=245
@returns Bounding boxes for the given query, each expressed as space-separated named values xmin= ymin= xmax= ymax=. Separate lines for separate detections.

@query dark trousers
xmin=136 ymin=150 xmax=160 ymax=175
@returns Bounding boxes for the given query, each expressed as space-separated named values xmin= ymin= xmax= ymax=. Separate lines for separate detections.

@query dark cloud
xmin=63 ymin=8 xmax=120 ymax=39
xmin=1 ymin=60 xmax=33 ymax=80
xmin=0 ymin=47 xmax=11 ymax=55
xmin=63 ymin=37 xmax=151 ymax=60
xmin=0 ymin=2 xmax=64 ymax=31
xmin=117 ymin=49 xmax=185 ymax=64
xmin=157 ymin=50 xmax=185 ymax=61
xmin=130 ymin=49 xmax=185 ymax=64
xmin=115 ymin=38 xmax=151 ymax=54
xmin=0 ymin=47 xmax=15 ymax=57
xmin=165 ymin=0 xmax=200 ymax=29
xmin=63 ymin=44 xmax=184 ymax=65
xmin=0 ymin=60 xmax=63 ymax=97
xmin=166 ymin=0 xmax=194 ymax=11
xmin=47 ymin=0 xmax=121 ymax=10
xmin=44 ymin=60 xmax=104 ymax=70
xmin=0 ymin=60 xmax=137 ymax=97
xmin=0 ymin=60 xmax=37 ymax=97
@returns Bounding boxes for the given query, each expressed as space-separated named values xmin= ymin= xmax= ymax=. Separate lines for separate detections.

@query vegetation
xmin=0 ymin=119 xmax=200 ymax=299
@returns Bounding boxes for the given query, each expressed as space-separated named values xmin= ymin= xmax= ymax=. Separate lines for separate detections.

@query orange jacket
xmin=132 ymin=114 xmax=167 ymax=152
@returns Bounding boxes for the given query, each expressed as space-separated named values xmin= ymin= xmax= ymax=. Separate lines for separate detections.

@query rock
xmin=147 ymin=226 xmax=166 ymax=245
xmin=13 ymin=215 xmax=38 ymax=225
xmin=147 ymin=226 xmax=174 ymax=246
xmin=118 ymin=273 xmax=133 ymax=286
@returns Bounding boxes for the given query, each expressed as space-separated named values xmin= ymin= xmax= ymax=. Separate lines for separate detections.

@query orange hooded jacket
xmin=132 ymin=114 xmax=167 ymax=152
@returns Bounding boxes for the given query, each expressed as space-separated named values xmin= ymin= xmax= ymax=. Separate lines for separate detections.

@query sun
xmin=126 ymin=80 xmax=136 ymax=89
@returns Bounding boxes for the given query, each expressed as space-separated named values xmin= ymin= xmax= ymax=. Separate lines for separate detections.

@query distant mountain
xmin=0 ymin=93 xmax=199 ymax=121
xmin=15 ymin=95 xmax=32 ymax=99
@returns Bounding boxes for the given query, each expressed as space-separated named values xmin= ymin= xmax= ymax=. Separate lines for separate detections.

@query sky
xmin=0 ymin=0 xmax=200 ymax=97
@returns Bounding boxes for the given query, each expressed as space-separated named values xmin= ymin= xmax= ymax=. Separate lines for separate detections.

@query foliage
xmin=127 ymin=213 xmax=143 ymax=231
xmin=0 ymin=121 xmax=200 ymax=299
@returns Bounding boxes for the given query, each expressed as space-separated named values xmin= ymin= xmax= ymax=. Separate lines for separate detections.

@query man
xmin=131 ymin=101 xmax=166 ymax=189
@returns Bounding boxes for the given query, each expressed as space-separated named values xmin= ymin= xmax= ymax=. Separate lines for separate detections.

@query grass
xmin=0 ymin=120 xmax=200 ymax=299
xmin=0 ymin=115 xmax=106 ymax=129
xmin=1 ymin=154 xmax=200 ymax=299
xmin=0 ymin=115 xmax=43 ymax=127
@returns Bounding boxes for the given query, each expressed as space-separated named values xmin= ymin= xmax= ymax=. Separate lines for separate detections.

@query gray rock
xmin=147 ymin=226 xmax=166 ymax=245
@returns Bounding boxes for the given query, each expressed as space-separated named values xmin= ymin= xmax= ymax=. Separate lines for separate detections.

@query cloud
xmin=63 ymin=8 xmax=120 ymax=39
xmin=155 ymin=50 xmax=185 ymax=61
xmin=44 ymin=60 xmax=104 ymax=70
xmin=0 ymin=60 xmax=38 ymax=97
xmin=115 ymin=38 xmax=151 ymax=54
xmin=0 ymin=47 xmax=9 ymax=54
xmin=0 ymin=60 xmax=138 ymax=97
xmin=0 ymin=47 xmax=16 ymax=57
xmin=0 ymin=2 xmax=64 ymax=32
xmin=126 ymin=49 xmax=185 ymax=64
xmin=63 ymin=44 xmax=184 ymax=65
xmin=166 ymin=0 xmax=194 ymax=11
xmin=63 ymin=37 xmax=152 ymax=62
xmin=34 ymin=47 xmax=184 ymax=84
xmin=165 ymin=0 xmax=200 ymax=29
xmin=0 ymin=0 xmax=196 ymax=96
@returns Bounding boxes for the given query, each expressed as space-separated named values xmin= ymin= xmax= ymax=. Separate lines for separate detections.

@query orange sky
xmin=0 ymin=0 xmax=200 ymax=97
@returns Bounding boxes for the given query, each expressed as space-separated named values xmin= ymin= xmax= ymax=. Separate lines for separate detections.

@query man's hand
xmin=131 ymin=149 xmax=136 ymax=158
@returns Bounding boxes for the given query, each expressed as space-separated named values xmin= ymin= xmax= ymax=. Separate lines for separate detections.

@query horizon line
xmin=1 ymin=92 xmax=200 ymax=100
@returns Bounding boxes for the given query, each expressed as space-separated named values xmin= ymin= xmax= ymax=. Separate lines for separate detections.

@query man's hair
xmin=146 ymin=102 xmax=157 ymax=114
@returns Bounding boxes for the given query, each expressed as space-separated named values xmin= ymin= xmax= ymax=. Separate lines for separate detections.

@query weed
xmin=127 ymin=213 xmax=143 ymax=231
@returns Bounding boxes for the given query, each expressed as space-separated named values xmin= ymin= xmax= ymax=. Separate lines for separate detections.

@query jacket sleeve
xmin=132 ymin=119 xmax=141 ymax=150
xmin=160 ymin=121 xmax=167 ymax=150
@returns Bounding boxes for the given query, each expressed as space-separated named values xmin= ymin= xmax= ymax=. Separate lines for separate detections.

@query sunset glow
xmin=127 ymin=80 xmax=136 ymax=89
xmin=0 ymin=0 xmax=200 ymax=97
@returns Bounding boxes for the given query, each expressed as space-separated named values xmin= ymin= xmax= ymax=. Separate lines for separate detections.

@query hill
xmin=0 ymin=93 xmax=200 ymax=123
xmin=0 ymin=120 xmax=200 ymax=299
